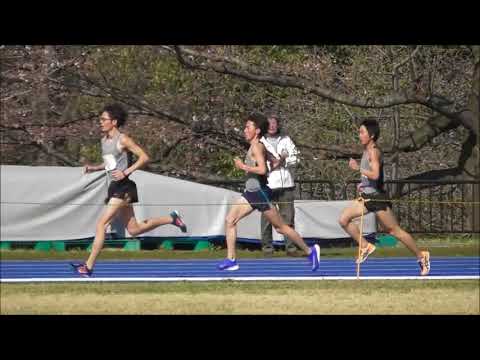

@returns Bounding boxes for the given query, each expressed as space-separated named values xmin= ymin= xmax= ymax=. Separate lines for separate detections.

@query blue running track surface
xmin=1 ymin=257 xmax=478 ymax=282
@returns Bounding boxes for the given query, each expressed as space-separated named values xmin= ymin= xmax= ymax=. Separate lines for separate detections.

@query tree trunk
xmin=391 ymin=67 xmax=401 ymax=196
xmin=33 ymin=46 xmax=55 ymax=126
xmin=470 ymin=52 xmax=480 ymax=232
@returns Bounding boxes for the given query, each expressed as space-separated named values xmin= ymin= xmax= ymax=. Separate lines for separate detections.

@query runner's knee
xmin=127 ymin=225 xmax=141 ymax=236
xmin=274 ymin=225 xmax=286 ymax=235
xmin=338 ymin=216 xmax=350 ymax=228
xmin=96 ymin=219 xmax=110 ymax=231
xmin=387 ymin=226 xmax=400 ymax=236
xmin=225 ymin=216 xmax=237 ymax=228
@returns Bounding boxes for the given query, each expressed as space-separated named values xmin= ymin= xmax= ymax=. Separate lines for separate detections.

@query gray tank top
xmin=101 ymin=132 xmax=129 ymax=182
xmin=359 ymin=148 xmax=385 ymax=194
xmin=244 ymin=150 xmax=267 ymax=192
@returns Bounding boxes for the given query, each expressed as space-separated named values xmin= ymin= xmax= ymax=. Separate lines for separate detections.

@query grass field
xmin=1 ymin=280 xmax=478 ymax=315
xmin=1 ymin=236 xmax=479 ymax=315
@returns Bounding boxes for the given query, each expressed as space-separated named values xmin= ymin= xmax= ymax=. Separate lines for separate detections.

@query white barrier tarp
xmin=1 ymin=165 xmax=375 ymax=242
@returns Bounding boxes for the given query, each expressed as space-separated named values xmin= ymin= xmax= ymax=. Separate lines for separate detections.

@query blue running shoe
xmin=170 ymin=210 xmax=187 ymax=233
xmin=70 ymin=262 xmax=93 ymax=277
xmin=217 ymin=258 xmax=239 ymax=271
xmin=307 ymin=244 xmax=320 ymax=271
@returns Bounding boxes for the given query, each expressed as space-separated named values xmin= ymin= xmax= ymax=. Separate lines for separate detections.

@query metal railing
xmin=344 ymin=180 xmax=480 ymax=234
xmin=203 ymin=179 xmax=480 ymax=234
xmin=203 ymin=180 xmax=336 ymax=200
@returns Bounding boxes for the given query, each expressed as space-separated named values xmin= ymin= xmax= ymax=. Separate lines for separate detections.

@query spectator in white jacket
xmin=260 ymin=114 xmax=300 ymax=256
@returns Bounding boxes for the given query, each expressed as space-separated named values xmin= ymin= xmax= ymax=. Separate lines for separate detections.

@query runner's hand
xmin=111 ymin=169 xmax=126 ymax=181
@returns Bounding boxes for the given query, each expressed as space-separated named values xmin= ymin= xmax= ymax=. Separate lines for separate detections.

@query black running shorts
xmin=105 ymin=178 xmax=139 ymax=204
xmin=242 ymin=186 xmax=273 ymax=212
xmin=360 ymin=191 xmax=392 ymax=213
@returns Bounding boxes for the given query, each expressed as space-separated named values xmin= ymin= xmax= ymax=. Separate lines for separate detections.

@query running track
xmin=1 ymin=257 xmax=478 ymax=282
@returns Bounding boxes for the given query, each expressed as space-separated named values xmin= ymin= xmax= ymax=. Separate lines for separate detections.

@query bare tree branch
xmin=397 ymin=115 xmax=461 ymax=152
xmin=389 ymin=168 xmax=473 ymax=198
xmin=163 ymin=45 xmax=249 ymax=68
xmin=297 ymin=142 xmax=362 ymax=158
xmin=341 ymin=104 xmax=357 ymax=123
xmin=30 ymin=140 xmax=80 ymax=166
xmin=148 ymin=135 xmax=191 ymax=163
xmin=173 ymin=45 xmax=466 ymax=122
xmin=146 ymin=162 xmax=229 ymax=182
xmin=1 ymin=124 xmax=80 ymax=166
xmin=393 ymin=46 xmax=421 ymax=73
xmin=0 ymin=89 xmax=33 ymax=102
xmin=77 ymin=73 xmax=190 ymax=127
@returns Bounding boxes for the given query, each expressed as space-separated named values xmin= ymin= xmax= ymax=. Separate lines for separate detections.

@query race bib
xmin=103 ymin=154 xmax=117 ymax=171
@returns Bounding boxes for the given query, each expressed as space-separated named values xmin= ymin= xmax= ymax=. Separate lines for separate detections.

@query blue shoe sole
xmin=219 ymin=265 xmax=239 ymax=271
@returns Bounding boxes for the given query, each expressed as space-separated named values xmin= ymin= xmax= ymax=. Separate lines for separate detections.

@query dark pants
xmin=260 ymin=187 xmax=297 ymax=252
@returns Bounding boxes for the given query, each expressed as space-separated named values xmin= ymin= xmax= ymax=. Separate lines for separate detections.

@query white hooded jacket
xmin=260 ymin=135 xmax=299 ymax=189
